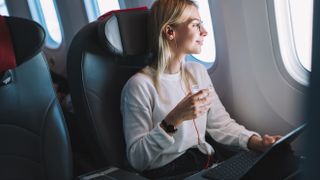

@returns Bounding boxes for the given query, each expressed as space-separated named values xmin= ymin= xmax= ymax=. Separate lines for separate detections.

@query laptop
xmin=201 ymin=123 xmax=306 ymax=180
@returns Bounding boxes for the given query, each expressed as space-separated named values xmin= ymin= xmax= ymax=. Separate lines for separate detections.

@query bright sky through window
xmin=39 ymin=0 xmax=62 ymax=45
xmin=84 ymin=0 xmax=120 ymax=22
xmin=0 ymin=0 xmax=9 ymax=16
xmin=97 ymin=0 xmax=120 ymax=15
xmin=289 ymin=0 xmax=313 ymax=71
xmin=274 ymin=0 xmax=313 ymax=85
xmin=192 ymin=0 xmax=215 ymax=63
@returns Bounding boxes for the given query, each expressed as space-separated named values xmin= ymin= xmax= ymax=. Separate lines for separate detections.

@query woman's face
xmin=174 ymin=5 xmax=208 ymax=55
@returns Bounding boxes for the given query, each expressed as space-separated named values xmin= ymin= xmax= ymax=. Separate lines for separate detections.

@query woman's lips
xmin=196 ymin=40 xmax=203 ymax=45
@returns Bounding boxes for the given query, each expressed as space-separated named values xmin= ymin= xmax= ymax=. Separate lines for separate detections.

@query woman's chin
xmin=191 ymin=49 xmax=202 ymax=54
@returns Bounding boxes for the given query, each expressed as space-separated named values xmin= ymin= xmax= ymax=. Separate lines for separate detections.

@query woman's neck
xmin=165 ymin=54 xmax=185 ymax=74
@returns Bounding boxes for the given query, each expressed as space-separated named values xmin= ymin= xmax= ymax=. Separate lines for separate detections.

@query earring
xmin=169 ymin=36 xmax=173 ymax=40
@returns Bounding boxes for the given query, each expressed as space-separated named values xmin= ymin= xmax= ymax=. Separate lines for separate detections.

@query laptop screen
xmin=243 ymin=123 xmax=307 ymax=179
xmin=265 ymin=123 xmax=306 ymax=152
xmin=196 ymin=123 xmax=307 ymax=180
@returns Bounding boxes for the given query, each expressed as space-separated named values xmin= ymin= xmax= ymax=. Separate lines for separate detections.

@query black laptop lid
xmin=269 ymin=123 xmax=306 ymax=150
xmin=242 ymin=123 xmax=307 ymax=180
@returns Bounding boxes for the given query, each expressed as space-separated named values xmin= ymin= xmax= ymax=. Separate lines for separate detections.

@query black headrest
xmin=5 ymin=16 xmax=45 ymax=65
xmin=97 ymin=8 xmax=150 ymax=57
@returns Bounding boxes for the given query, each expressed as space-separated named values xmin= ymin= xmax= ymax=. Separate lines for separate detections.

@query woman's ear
xmin=164 ymin=25 xmax=175 ymax=40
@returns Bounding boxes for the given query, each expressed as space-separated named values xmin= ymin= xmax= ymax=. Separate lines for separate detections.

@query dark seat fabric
xmin=67 ymin=9 xmax=151 ymax=170
xmin=0 ymin=16 xmax=73 ymax=180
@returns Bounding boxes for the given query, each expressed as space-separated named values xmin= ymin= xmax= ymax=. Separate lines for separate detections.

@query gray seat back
xmin=0 ymin=16 xmax=73 ymax=180
xmin=67 ymin=8 xmax=150 ymax=169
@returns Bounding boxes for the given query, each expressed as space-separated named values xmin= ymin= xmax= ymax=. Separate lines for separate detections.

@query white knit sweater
xmin=121 ymin=61 xmax=258 ymax=171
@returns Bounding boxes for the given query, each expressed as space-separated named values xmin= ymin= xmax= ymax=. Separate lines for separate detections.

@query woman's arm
xmin=121 ymin=78 xmax=174 ymax=171
xmin=205 ymin=85 xmax=259 ymax=149
xmin=196 ymin=64 xmax=259 ymax=150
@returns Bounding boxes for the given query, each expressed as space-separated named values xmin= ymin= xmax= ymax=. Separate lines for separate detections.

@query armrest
xmin=77 ymin=166 xmax=147 ymax=180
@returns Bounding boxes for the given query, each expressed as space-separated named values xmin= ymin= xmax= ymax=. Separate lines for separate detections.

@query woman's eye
xmin=193 ymin=23 xmax=201 ymax=30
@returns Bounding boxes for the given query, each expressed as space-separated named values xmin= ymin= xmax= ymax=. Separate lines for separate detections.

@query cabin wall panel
xmin=208 ymin=0 xmax=306 ymax=137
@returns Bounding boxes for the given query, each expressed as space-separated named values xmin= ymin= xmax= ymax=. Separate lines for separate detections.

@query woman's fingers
xmin=262 ymin=134 xmax=282 ymax=148
xmin=191 ymin=90 xmax=213 ymax=106
xmin=263 ymin=134 xmax=276 ymax=144
xmin=189 ymin=90 xmax=213 ymax=119
xmin=174 ymin=89 xmax=213 ymax=122
xmin=193 ymin=89 xmax=210 ymax=99
xmin=274 ymin=135 xmax=282 ymax=141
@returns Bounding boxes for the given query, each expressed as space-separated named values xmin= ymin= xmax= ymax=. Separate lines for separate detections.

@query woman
xmin=121 ymin=0 xmax=281 ymax=179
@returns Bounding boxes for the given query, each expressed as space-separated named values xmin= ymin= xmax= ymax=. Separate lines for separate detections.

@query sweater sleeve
xmin=197 ymin=65 xmax=259 ymax=150
xmin=121 ymin=76 xmax=174 ymax=171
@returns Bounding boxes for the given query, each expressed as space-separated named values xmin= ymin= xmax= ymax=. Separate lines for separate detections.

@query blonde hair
xmin=143 ymin=0 xmax=198 ymax=100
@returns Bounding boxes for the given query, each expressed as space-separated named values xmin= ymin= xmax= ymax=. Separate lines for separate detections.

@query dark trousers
xmin=141 ymin=136 xmax=242 ymax=180
xmin=142 ymin=148 xmax=215 ymax=180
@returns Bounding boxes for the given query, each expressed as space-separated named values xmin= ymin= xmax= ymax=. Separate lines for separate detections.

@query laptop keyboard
xmin=202 ymin=151 xmax=261 ymax=180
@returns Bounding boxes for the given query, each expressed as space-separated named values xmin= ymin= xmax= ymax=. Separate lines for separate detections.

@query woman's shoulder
xmin=125 ymin=72 xmax=153 ymax=88
xmin=122 ymin=70 xmax=155 ymax=96
xmin=185 ymin=61 xmax=206 ymax=72
xmin=185 ymin=61 xmax=212 ymax=85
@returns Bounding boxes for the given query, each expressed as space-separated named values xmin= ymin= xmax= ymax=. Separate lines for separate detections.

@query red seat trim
xmin=0 ymin=15 xmax=16 ymax=73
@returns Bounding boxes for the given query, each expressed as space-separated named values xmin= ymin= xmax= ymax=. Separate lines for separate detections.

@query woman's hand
xmin=164 ymin=88 xmax=213 ymax=126
xmin=248 ymin=134 xmax=282 ymax=152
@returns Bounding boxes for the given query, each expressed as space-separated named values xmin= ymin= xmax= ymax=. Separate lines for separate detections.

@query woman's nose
xmin=200 ymin=25 xmax=208 ymax=36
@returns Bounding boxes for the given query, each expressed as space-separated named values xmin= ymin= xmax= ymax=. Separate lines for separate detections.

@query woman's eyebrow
xmin=189 ymin=18 xmax=202 ymax=23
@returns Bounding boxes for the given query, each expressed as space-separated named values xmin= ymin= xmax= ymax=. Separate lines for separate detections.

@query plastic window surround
xmin=27 ymin=0 xmax=63 ymax=49
xmin=84 ymin=0 xmax=122 ymax=22
xmin=273 ymin=0 xmax=312 ymax=86
xmin=0 ymin=0 xmax=9 ymax=16
xmin=186 ymin=0 xmax=216 ymax=69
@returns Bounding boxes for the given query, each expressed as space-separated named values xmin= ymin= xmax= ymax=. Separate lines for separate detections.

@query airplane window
xmin=289 ymin=0 xmax=313 ymax=72
xmin=27 ymin=0 xmax=62 ymax=48
xmin=0 ymin=0 xmax=9 ymax=16
xmin=186 ymin=0 xmax=216 ymax=69
xmin=96 ymin=0 xmax=120 ymax=15
xmin=274 ymin=0 xmax=313 ymax=85
xmin=84 ymin=0 xmax=121 ymax=22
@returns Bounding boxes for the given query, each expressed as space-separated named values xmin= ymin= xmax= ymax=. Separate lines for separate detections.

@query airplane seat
xmin=67 ymin=7 xmax=151 ymax=171
xmin=0 ymin=16 xmax=73 ymax=180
